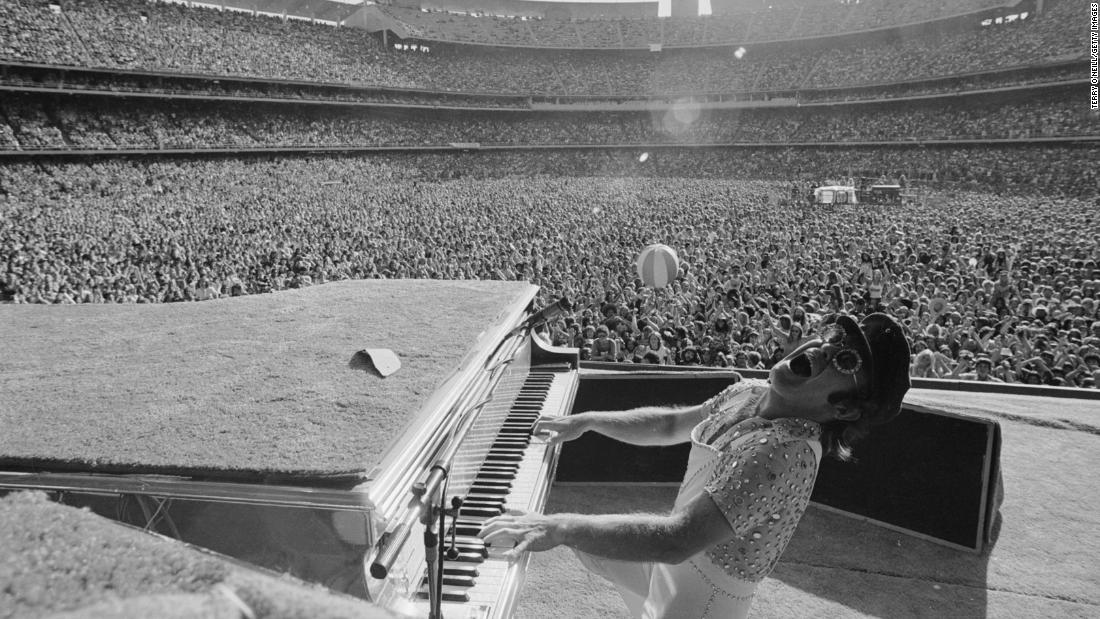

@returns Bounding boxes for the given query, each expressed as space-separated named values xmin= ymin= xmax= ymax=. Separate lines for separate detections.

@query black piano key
xmin=475 ymin=468 xmax=518 ymax=479
xmin=463 ymin=495 xmax=505 ymax=505
xmin=486 ymin=453 xmax=524 ymax=463
xmin=469 ymin=487 xmax=510 ymax=498
xmin=453 ymin=544 xmax=488 ymax=558
xmin=507 ymin=415 xmax=540 ymax=421
xmin=469 ymin=484 xmax=511 ymax=495
xmin=491 ymin=437 xmax=530 ymax=446
xmin=458 ymin=507 xmax=503 ymax=518
xmin=452 ymin=523 xmax=482 ymax=537
xmin=416 ymin=587 xmax=470 ymax=603
xmin=462 ymin=493 xmax=505 ymax=502
xmin=475 ymin=471 xmax=518 ymax=481
xmin=426 ymin=574 xmax=476 ymax=588
xmin=443 ymin=565 xmax=479 ymax=578
xmin=447 ymin=551 xmax=487 ymax=563
xmin=472 ymin=477 xmax=513 ymax=486
xmin=462 ymin=506 xmax=503 ymax=518
xmin=470 ymin=483 xmax=512 ymax=493
xmin=495 ymin=436 xmax=530 ymax=444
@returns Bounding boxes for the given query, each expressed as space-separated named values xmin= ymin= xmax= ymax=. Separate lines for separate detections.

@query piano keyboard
xmin=415 ymin=369 xmax=575 ymax=619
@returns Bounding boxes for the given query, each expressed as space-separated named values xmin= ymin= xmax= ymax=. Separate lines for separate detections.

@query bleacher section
xmin=0 ymin=0 xmax=1084 ymax=96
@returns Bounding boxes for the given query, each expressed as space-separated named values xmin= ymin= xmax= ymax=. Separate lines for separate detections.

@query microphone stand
xmin=515 ymin=296 xmax=572 ymax=334
xmin=415 ymin=466 xmax=446 ymax=619
xmin=417 ymin=466 xmax=464 ymax=619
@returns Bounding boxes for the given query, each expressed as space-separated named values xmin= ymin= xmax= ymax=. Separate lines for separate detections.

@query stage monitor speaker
xmin=811 ymin=403 xmax=1001 ymax=553
xmin=557 ymin=374 xmax=1002 ymax=553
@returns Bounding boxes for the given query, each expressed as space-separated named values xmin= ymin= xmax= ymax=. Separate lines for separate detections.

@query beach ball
xmin=636 ymin=244 xmax=680 ymax=289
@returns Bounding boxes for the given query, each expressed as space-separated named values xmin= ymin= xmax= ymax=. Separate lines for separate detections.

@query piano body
xmin=0 ymin=279 xmax=579 ymax=618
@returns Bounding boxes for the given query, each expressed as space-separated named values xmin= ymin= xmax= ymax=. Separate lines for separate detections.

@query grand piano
xmin=0 ymin=279 xmax=580 ymax=618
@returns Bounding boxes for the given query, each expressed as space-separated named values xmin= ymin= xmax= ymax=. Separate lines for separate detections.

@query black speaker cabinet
xmin=811 ymin=403 xmax=1002 ymax=553
xmin=558 ymin=373 xmax=1002 ymax=553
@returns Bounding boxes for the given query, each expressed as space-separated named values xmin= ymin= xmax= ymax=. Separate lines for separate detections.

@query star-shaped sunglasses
xmin=819 ymin=324 xmax=865 ymax=375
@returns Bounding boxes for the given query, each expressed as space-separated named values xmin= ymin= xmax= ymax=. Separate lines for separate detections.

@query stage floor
xmin=516 ymin=389 xmax=1100 ymax=619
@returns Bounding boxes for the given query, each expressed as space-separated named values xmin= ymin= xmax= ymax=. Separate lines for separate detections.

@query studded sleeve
xmin=698 ymin=379 xmax=764 ymax=419
xmin=703 ymin=434 xmax=819 ymax=538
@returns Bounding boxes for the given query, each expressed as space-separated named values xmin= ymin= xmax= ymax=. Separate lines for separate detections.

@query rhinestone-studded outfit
xmin=573 ymin=379 xmax=822 ymax=619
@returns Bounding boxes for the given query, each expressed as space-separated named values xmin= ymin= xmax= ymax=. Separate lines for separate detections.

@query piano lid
xmin=0 ymin=280 xmax=537 ymax=486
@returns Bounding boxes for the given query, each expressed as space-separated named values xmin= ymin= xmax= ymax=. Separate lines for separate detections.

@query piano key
xmin=488 ymin=438 xmax=529 ymax=447
xmin=416 ymin=585 xmax=471 ymax=603
xmin=475 ymin=469 xmax=516 ymax=478
xmin=465 ymin=496 xmax=507 ymax=506
xmin=468 ymin=490 xmax=510 ymax=499
xmin=453 ymin=545 xmax=488 ymax=558
xmin=461 ymin=506 xmax=503 ymax=518
xmin=453 ymin=523 xmax=483 ymax=537
xmin=452 ymin=535 xmax=488 ymax=548
xmin=431 ymin=574 xmax=477 ymax=588
xmin=447 ymin=550 xmax=488 ymax=563
xmin=470 ymin=479 xmax=512 ymax=490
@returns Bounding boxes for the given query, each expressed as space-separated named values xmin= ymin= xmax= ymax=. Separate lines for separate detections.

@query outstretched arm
xmin=534 ymin=403 xmax=709 ymax=447
xmin=479 ymin=491 xmax=733 ymax=564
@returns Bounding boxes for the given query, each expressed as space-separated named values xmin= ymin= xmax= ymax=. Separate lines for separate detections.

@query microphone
xmin=520 ymin=297 xmax=573 ymax=331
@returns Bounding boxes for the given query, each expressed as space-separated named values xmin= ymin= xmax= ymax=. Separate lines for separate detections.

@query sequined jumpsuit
xmin=573 ymin=380 xmax=822 ymax=619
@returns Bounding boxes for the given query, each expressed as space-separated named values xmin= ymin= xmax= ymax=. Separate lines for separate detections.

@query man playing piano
xmin=481 ymin=313 xmax=911 ymax=619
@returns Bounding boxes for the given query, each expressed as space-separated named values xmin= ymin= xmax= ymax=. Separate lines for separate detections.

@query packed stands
xmin=379 ymin=0 xmax=1016 ymax=48
xmin=0 ymin=0 xmax=1085 ymax=95
xmin=1 ymin=87 xmax=1095 ymax=152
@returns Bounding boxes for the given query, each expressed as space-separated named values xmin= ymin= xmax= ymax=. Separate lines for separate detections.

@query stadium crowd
xmin=374 ymin=0 xmax=1011 ymax=49
xmin=1 ymin=89 xmax=1095 ymax=152
xmin=0 ymin=53 xmax=1083 ymax=112
xmin=2 ymin=151 xmax=1098 ymax=388
xmin=0 ymin=0 xmax=1085 ymax=96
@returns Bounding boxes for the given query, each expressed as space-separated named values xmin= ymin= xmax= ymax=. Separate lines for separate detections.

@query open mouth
xmin=790 ymin=352 xmax=813 ymax=377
